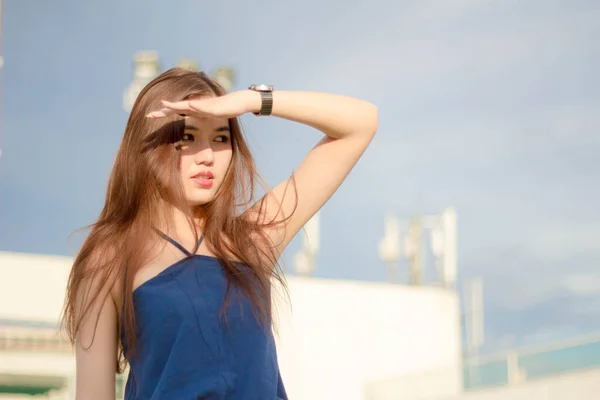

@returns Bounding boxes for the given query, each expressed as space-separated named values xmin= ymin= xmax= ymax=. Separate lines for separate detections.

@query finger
xmin=145 ymin=108 xmax=176 ymax=119
xmin=164 ymin=99 xmax=213 ymax=115
xmin=187 ymin=101 xmax=203 ymax=112
xmin=160 ymin=100 xmax=193 ymax=112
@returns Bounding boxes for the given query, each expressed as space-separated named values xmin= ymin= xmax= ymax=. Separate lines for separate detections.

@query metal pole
xmin=294 ymin=211 xmax=320 ymax=276
xmin=441 ymin=208 xmax=457 ymax=287
xmin=506 ymin=351 xmax=521 ymax=385
xmin=378 ymin=214 xmax=400 ymax=283
xmin=465 ymin=278 xmax=484 ymax=385
xmin=407 ymin=217 xmax=423 ymax=285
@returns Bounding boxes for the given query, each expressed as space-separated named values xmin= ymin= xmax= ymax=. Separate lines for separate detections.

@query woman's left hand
xmin=146 ymin=90 xmax=260 ymax=120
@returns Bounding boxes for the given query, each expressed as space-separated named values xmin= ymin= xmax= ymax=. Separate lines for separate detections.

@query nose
xmin=193 ymin=141 xmax=215 ymax=166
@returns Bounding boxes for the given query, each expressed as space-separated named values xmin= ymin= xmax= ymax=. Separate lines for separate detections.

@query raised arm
xmin=147 ymin=88 xmax=378 ymax=258
xmin=247 ymin=91 xmax=378 ymax=254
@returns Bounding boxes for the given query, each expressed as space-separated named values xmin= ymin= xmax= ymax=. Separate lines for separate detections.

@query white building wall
xmin=365 ymin=366 xmax=463 ymax=400
xmin=431 ymin=367 xmax=600 ymax=400
xmin=0 ymin=251 xmax=463 ymax=400
xmin=0 ymin=252 xmax=72 ymax=324
xmin=273 ymin=278 xmax=462 ymax=400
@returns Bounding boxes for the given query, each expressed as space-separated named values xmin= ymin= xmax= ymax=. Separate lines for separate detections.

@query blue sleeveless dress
xmin=122 ymin=232 xmax=288 ymax=400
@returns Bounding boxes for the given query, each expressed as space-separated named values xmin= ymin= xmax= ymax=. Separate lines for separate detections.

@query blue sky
xmin=1 ymin=0 xmax=599 ymax=353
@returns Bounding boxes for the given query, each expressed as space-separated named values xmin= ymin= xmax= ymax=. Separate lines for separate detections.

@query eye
xmin=214 ymin=135 xmax=230 ymax=143
xmin=182 ymin=133 xmax=195 ymax=142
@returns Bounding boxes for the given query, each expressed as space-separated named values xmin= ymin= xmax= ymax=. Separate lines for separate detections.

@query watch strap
xmin=248 ymin=84 xmax=274 ymax=116
xmin=254 ymin=91 xmax=273 ymax=116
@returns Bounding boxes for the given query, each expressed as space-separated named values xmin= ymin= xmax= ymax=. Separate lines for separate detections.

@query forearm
xmin=246 ymin=90 xmax=378 ymax=139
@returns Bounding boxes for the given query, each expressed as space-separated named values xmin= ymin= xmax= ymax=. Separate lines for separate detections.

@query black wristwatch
xmin=248 ymin=84 xmax=274 ymax=116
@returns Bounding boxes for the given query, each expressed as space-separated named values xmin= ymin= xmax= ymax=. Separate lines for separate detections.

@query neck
xmin=158 ymin=202 xmax=205 ymax=241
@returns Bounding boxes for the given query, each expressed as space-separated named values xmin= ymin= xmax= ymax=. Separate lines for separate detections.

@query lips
xmin=192 ymin=171 xmax=214 ymax=179
xmin=191 ymin=171 xmax=214 ymax=188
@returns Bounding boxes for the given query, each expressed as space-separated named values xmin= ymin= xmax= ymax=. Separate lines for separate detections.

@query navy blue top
xmin=122 ymin=232 xmax=288 ymax=400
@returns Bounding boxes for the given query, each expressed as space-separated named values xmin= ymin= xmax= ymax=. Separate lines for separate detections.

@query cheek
xmin=178 ymin=154 xmax=193 ymax=173
xmin=216 ymin=150 xmax=233 ymax=177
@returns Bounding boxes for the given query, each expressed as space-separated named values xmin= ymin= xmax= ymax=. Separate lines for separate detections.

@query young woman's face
xmin=177 ymin=115 xmax=233 ymax=206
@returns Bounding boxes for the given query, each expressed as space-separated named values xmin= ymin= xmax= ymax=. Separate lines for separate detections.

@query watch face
xmin=249 ymin=84 xmax=273 ymax=92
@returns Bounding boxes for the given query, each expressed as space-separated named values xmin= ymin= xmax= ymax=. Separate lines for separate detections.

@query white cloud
xmin=527 ymin=226 xmax=600 ymax=259
xmin=562 ymin=274 xmax=600 ymax=296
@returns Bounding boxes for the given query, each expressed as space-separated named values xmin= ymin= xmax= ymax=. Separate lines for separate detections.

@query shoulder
xmin=73 ymin=242 xmax=122 ymax=312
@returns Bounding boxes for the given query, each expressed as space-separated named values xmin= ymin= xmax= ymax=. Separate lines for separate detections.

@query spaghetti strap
xmin=154 ymin=229 xmax=191 ymax=256
xmin=153 ymin=228 xmax=204 ymax=257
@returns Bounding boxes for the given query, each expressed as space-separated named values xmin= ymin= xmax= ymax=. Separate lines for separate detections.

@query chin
xmin=187 ymin=197 xmax=212 ymax=207
xmin=185 ymin=191 xmax=216 ymax=207
xmin=184 ymin=184 xmax=221 ymax=207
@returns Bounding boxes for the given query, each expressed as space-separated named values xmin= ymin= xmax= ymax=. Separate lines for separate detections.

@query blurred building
xmin=2 ymin=250 xmax=599 ymax=400
xmin=0 ymin=251 xmax=462 ymax=400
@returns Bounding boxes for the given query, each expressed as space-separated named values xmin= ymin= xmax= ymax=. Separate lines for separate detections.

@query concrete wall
xmin=273 ymin=278 xmax=462 ymax=400
xmin=0 ymin=251 xmax=463 ymax=400
xmin=433 ymin=367 xmax=600 ymax=400
xmin=0 ymin=252 xmax=72 ymax=324
xmin=365 ymin=366 xmax=463 ymax=400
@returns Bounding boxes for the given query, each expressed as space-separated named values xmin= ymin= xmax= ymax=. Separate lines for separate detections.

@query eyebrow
xmin=185 ymin=125 xmax=230 ymax=133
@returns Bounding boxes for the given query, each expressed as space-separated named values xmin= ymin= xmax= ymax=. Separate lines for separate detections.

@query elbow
xmin=364 ymin=102 xmax=379 ymax=138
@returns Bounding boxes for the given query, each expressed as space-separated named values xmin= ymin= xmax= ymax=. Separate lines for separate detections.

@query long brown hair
xmin=61 ymin=68 xmax=290 ymax=372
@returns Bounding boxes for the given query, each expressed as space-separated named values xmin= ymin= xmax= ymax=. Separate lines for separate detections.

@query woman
xmin=62 ymin=68 xmax=378 ymax=399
